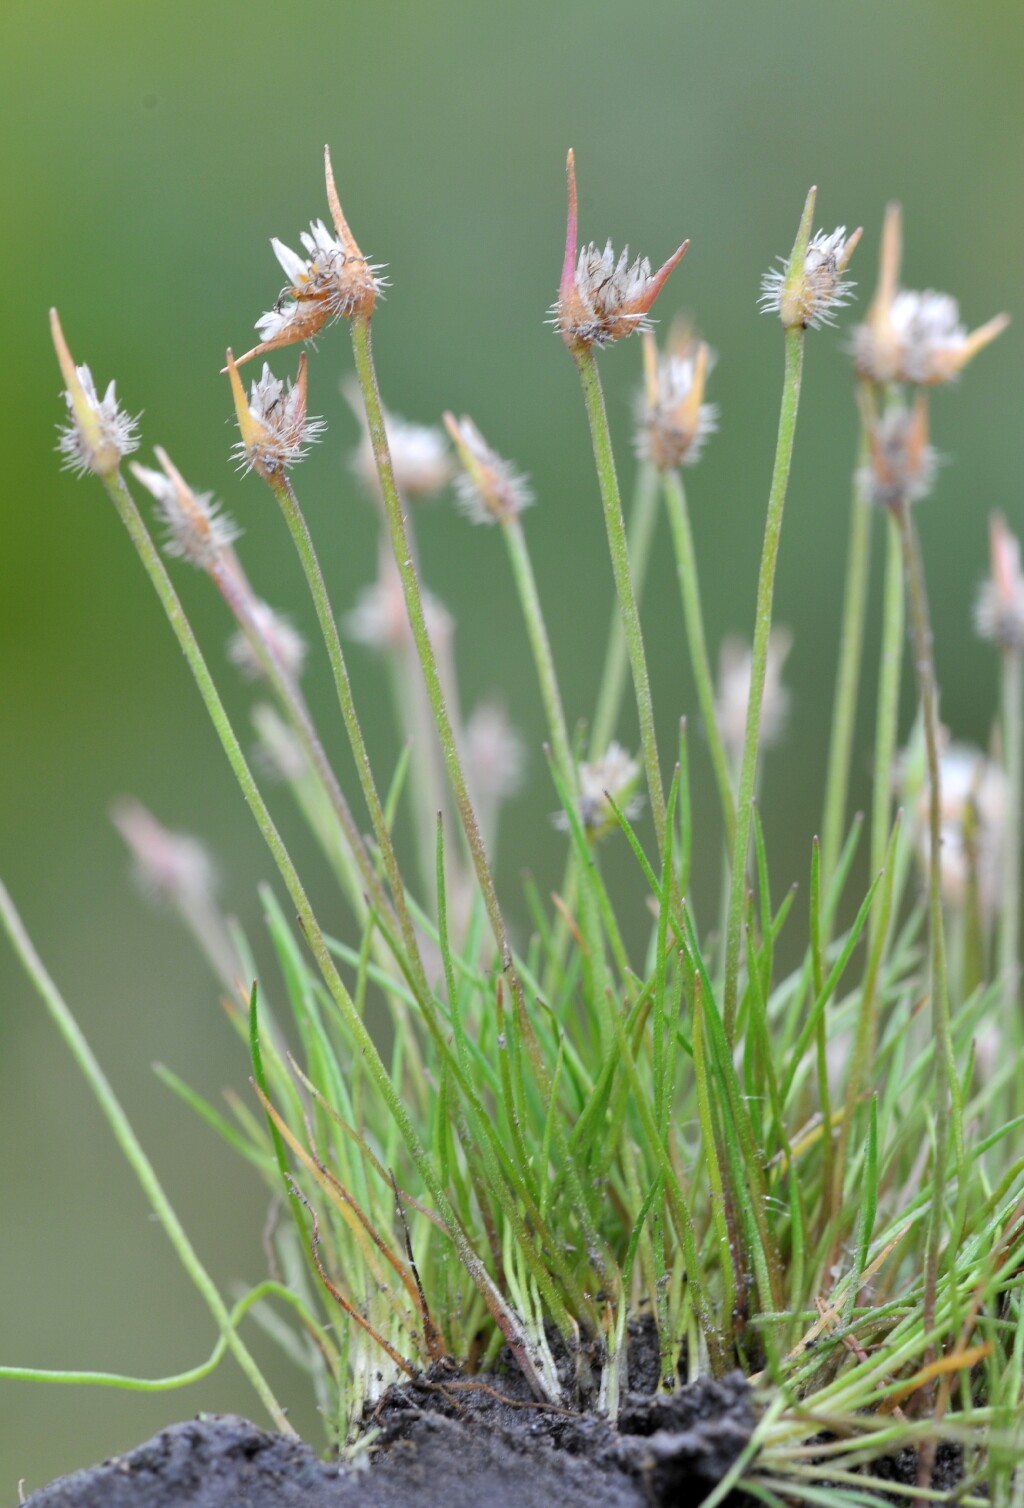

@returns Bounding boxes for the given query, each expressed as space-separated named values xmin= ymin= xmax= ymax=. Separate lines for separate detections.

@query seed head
xmin=759 ymin=189 xmax=861 ymax=332
xmin=51 ymin=309 xmax=140 ymax=478
xmin=903 ymin=737 xmax=1007 ymax=924
xmin=465 ymin=702 xmax=526 ymax=806
xmin=634 ymin=324 xmax=718 ymax=470
xmin=444 ymin=414 xmax=534 ymax=525
xmin=555 ymin=743 xmax=643 ymax=840
xmin=226 ymin=351 xmax=325 ymax=479
xmin=131 ymin=448 xmax=240 ymax=570
xmin=976 ymin=513 xmax=1024 ymax=651
xmin=111 ymin=798 xmax=217 ymax=910
xmin=552 ymin=150 xmax=688 ymax=353
xmin=853 ymin=204 xmax=1009 ymax=385
xmin=346 ymin=550 xmax=452 ymax=654
xmin=344 ymin=379 xmax=453 ymax=501
xmin=233 ymin=146 xmax=386 ymax=367
xmin=252 ymin=703 xmax=308 ymax=783
xmin=857 ymin=391 xmax=937 ymax=513
xmin=716 ymin=628 xmax=792 ymax=762
xmin=228 ymin=599 xmax=308 ymax=683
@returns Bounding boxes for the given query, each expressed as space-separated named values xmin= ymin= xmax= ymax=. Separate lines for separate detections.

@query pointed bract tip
xmin=561 ymin=149 xmax=579 ymax=300
xmin=840 ymin=226 xmax=864 ymax=272
xmin=49 ymin=308 xmax=77 ymax=388
xmin=324 ymin=142 xmax=360 ymax=257
xmin=791 ymin=186 xmax=818 ymax=265
xmin=224 ymin=349 xmax=252 ymax=440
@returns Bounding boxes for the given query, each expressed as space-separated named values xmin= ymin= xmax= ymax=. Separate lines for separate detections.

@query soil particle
xmin=21 ymin=1368 xmax=759 ymax=1508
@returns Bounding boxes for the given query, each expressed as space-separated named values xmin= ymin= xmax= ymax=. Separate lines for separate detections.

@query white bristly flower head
xmin=857 ymin=392 xmax=938 ymax=513
xmin=902 ymin=737 xmax=1007 ymax=925
xmin=716 ymin=628 xmax=792 ymax=762
xmin=228 ymin=600 xmax=307 ymax=683
xmin=226 ymin=352 xmax=325 ymax=479
xmin=233 ymin=147 xmax=388 ymax=367
xmin=853 ymin=205 xmax=1009 ymax=386
xmin=976 ymin=513 xmax=1024 ymax=651
xmin=344 ymin=379 xmax=453 ymax=501
xmin=464 ymin=703 xmax=526 ymax=805
xmin=444 ymin=414 xmax=534 ymax=525
xmin=131 ymin=448 xmax=240 ymax=571
xmin=553 ymin=150 xmax=688 ymax=352
xmin=554 ymin=743 xmax=643 ymax=840
xmin=252 ymin=703 xmax=308 ymax=783
xmin=634 ymin=325 xmax=718 ymax=470
xmin=346 ymin=552 xmax=452 ymax=654
xmin=759 ymin=190 xmax=861 ymax=331
xmin=111 ymin=798 xmax=217 ymax=910
xmin=51 ymin=310 xmax=139 ymax=478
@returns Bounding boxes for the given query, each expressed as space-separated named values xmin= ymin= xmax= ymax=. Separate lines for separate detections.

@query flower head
xmin=131 ymin=448 xmax=239 ymax=570
xmin=444 ymin=414 xmax=533 ymax=525
xmin=51 ymin=309 xmax=140 ymax=478
xmin=226 ymin=351 xmax=325 ymax=478
xmin=252 ymin=703 xmax=308 ymax=783
xmin=465 ymin=702 xmax=526 ymax=806
xmin=344 ymin=379 xmax=452 ymax=501
xmin=759 ymin=189 xmax=861 ymax=331
xmin=228 ymin=600 xmax=307 ymax=683
xmin=902 ymin=737 xmax=1006 ymax=924
xmin=112 ymin=798 xmax=217 ymax=910
xmin=853 ymin=204 xmax=1009 ymax=385
xmin=234 ymin=147 xmax=386 ymax=367
xmin=554 ymin=742 xmax=643 ymax=840
xmin=346 ymin=550 xmax=451 ymax=654
xmin=716 ymin=628 xmax=792 ymax=762
xmin=857 ymin=391 xmax=937 ymax=513
xmin=634 ymin=323 xmax=718 ymax=470
xmin=976 ymin=513 xmax=1024 ymax=651
xmin=552 ymin=150 xmax=688 ymax=352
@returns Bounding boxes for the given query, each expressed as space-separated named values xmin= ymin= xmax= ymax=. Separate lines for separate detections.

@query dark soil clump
xmin=22 ymin=1367 xmax=759 ymax=1507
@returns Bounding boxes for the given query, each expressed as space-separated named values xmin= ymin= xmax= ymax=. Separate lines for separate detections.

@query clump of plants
xmin=4 ymin=146 xmax=1023 ymax=1503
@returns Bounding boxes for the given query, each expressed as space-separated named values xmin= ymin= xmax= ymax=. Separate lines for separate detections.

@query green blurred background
xmin=2 ymin=0 xmax=1021 ymax=1492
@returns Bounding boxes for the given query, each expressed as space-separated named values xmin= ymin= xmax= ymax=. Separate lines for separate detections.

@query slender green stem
xmin=502 ymin=514 xmax=611 ymax=1040
xmin=503 ymin=516 xmax=576 ymax=793
xmin=870 ymin=513 xmax=905 ymax=883
xmin=723 ymin=326 xmax=805 ymax=1038
xmin=98 ymin=470 xmax=556 ymax=1399
xmin=894 ymin=500 xmax=960 ymax=1340
xmin=349 ymin=315 xmax=513 ymax=975
xmin=662 ymin=467 xmax=736 ymax=849
xmin=211 ymin=559 xmax=394 ymax=941
xmin=999 ymin=645 xmax=1023 ymax=1004
xmin=0 ymin=1280 xmax=334 ymax=1392
xmin=590 ymin=460 xmax=660 ymax=756
xmin=574 ymin=346 xmax=667 ymax=858
xmin=0 ymin=881 xmax=294 ymax=1433
xmin=820 ymin=426 xmax=872 ymax=888
xmin=268 ymin=474 xmax=430 ymax=1002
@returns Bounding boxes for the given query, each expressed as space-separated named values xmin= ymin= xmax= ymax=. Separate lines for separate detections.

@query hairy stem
xmin=820 ymin=425 xmax=872 ymax=888
xmin=574 ymin=346 xmax=667 ymax=859
xmin=503 ymin=515 xmax=576 ymax=794
xmin=349 ymin=315 xmax=514 ymax=976
xmin=662 ymin=467 xmax=736 ymax=849
xmin=723 ymin=326 xmax=805 ymax=1038
xmin=870 ymin=513 xmax=905 ymax=883
xmin=268 ymin=473 xmax=431 ymax=1002
xmin=211 ymin=557 xmax=396 ymax=942
xmin=590 ymin=460 xmax=660 ymax=756
xmin=894 ymin=499 xmax=960 ymax=1340
xmin=999 ymin=643 xmax=1023 ymax=1005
